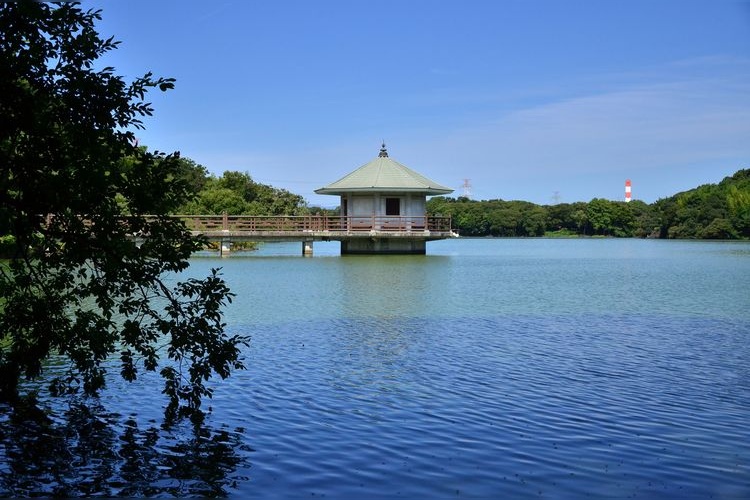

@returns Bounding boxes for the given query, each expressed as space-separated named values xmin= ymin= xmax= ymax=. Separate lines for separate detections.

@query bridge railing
xmin=170 ymin=215 xmax=453 ymax=234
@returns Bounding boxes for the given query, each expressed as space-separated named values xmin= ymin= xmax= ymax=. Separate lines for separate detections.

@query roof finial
xmin=379 ymin=141 xmax=388 ymax=157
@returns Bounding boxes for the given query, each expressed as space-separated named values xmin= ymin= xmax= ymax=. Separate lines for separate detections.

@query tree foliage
xmin=176 ymin=170 xmax=309 ymax=216
xmin=654 ymin=169 xmax=750 ymax=239
xmin=0 ymin=2 xmax=248 ymax=422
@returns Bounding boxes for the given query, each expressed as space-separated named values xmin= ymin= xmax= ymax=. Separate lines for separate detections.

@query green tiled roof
xmin=315 ymin=145 xmax=454 ymax=196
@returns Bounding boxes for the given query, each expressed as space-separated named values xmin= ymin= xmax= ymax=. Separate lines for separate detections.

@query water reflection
xmin=322 ymin=256 xmax=442 ymax=410
xmin=323 ymin=317 xmax=427 ymax=398
xmin=0 ymin=399 xmax=250 ymax=497
xmin=337 ymin=255 xmax=447 ymax=318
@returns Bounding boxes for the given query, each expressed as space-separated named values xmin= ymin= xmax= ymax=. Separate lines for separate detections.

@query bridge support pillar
xmin=302 ymin=240 xmax=314 ymax=256
xmin=220 ymin=239 xmax=231 ymax=256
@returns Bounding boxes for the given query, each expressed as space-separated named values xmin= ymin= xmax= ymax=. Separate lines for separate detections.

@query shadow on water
xmin=0 ymin=399 xmax=252 ymax=497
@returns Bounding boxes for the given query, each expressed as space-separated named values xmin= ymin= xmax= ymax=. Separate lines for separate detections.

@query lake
xmin=2 ymin=238 xmax=749 ymax=498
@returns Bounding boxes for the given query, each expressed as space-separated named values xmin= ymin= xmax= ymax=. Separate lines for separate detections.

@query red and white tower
xmin=625 ymin=179 xmax=632 ymax=203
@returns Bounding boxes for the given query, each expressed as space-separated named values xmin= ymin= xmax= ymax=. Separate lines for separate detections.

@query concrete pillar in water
xmin=220 ymin=239 xmax=231 ymax=257
xmin=302 ymin=240 xmax=314 ymax=256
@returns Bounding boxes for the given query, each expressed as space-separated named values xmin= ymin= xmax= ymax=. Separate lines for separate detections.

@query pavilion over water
xmin=169 ymin=144 xmax=455 ymax=256
xmin=315 ymin=143 xmax=454 ymax=254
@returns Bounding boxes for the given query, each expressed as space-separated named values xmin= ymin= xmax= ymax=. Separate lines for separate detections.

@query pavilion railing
xmin=170 ymin=215 xmax=453 ymax=234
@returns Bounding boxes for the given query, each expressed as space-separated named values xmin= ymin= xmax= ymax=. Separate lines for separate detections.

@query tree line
xmin=426 ymin=169 xmax=750 ymax=239
xmin=168 ymin=162 xmax=750 ymax=241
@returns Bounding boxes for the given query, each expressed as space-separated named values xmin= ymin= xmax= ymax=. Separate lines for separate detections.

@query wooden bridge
xmin=170 ymin=214 xmax=455 ymax=255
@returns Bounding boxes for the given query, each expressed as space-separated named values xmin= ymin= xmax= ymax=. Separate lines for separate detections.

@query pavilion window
xmin=385 ymin=197 xmax=400 ymax=216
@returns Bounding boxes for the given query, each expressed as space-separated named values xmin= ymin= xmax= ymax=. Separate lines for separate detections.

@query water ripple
xmin=200 ymin=312 xmax=750 ymax=498
xmin=3 ymin=240 xmax=750 ymax=498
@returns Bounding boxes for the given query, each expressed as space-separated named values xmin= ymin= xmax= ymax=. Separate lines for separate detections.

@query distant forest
xmin=426 ymin=169 xmax=750 ymax=239
xmin=173 ymin=158 xmax=749 ymax=240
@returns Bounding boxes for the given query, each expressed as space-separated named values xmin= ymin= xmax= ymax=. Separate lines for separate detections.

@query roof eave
xmin=315 ymin=187 xmax=454 ymax=196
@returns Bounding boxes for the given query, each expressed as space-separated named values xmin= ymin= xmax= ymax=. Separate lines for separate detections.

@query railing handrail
xmin=165 ymin=214 xmax=452 ymax=233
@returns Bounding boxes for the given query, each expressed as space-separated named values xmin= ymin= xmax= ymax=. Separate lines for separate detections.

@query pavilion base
xmin=341 ymin=238 xmax=426 ymax=255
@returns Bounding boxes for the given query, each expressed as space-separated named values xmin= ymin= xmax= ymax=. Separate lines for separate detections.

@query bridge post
xmin=302 ymin=240 xmax=313 ymax=256
xmin=220 ymin=239 xmax=231 ymax=256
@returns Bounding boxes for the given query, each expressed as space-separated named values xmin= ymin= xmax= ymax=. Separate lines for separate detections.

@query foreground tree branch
xmin=0 ymin=1 xmax=248 ymax=423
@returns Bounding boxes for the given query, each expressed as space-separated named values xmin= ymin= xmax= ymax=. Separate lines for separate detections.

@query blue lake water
xmin=2 ymin=238 xmax=749 ymax=498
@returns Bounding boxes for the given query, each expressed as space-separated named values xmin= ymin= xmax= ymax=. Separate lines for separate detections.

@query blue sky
xmin=87 ymin=0 xmax=750 ymax=207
